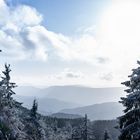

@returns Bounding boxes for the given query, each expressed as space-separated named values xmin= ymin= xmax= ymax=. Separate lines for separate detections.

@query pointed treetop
xmin=30 ymin=99 xmax=38 ymax=119
xmin=137 ymin=60 xmax=140 ymax=65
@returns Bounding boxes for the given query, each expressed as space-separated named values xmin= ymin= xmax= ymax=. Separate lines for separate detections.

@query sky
xmin=0 ymin=0 xmax=140 ymax=87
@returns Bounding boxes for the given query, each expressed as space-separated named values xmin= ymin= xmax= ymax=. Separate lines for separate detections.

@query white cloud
xmin=12 ymin=5 xmax=42 ymax=27
xmin=58 ymin=68 xmax=84 ymax=79
xmin=100 ymin=72 xmax=113 ymax=81
xmin=0 ymin=0 xmax=46 ymax=61
xmin=13 ymin=69 xmax=85 ymax=87
xmin=1 ymin=0 xmax=140 ymax=87
xmin=0 ymin=1 xmax=42 ymax=28
xmin=0 ymin=0 xmax=99 ymax=64
xmin=97 ymin=0 xmax=140 ymax=74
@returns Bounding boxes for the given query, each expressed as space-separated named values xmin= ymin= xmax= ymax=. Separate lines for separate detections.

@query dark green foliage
xmin=30 ymin=99 xmax=38 ymax=119
xmin=82 ymin=114 xmax=88 ymax=140
xmin=0 ymin=122 xmax=11 ymax=140
xmin=44 ymin=116 xmax=83 ymax=129
xmin=104 ymin=130 xmax=110 ymax=140
xmin=0 ymin=121 xmax=16 ymax=140
xmin=70 ymin=114 xmax=95 ymax=140
xmin=25 ymin=119 xmax=43 ymax=140
xmin=90 ymin=120 xmax=119 ymax=140
xmin=56 ymin=118 xmax=65 ymax=128
xmin=119 ymin=61 xmax=140 ymax=140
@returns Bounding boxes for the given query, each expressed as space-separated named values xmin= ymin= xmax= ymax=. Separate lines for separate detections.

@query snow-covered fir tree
xmin=0 ymin=64 xmax=16 ymax=108
xmin=30 ymin=99 xmax=38 ymax=119
xmin=119 ymin=60 xmax=140 ymax=140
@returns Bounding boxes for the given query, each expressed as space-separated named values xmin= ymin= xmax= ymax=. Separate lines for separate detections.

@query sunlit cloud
xmin=1 ymin=0 xmax=140 ymax=87
xmin=0 ymin=0 xmax=100 ymax=64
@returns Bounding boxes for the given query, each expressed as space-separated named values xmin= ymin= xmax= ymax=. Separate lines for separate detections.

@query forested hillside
xmin=0 ymin=64 xmax=119 ymax=140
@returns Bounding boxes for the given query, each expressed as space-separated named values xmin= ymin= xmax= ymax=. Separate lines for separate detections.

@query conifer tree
xmin=82 ymin=114 xmax=88 ymax=140
xmin=103 ymin=130 xmax=110 ymax=140
xmin=30 ymin=99 xmax=38 ymax=119
xmin=119 ymin=60 xmax=140 ymax=140
xmin=0 ymin=64 xmax=16 ymax=107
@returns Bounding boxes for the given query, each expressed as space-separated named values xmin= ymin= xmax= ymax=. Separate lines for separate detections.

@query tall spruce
xmin=82 ymin=114 xmax=88 ymax=140
xmin=0 ymin=64 xmax=16 ymax=107
xmin=119 ymin=60 xmax=140 ymax=140
xmin=30 ymin=99 xmax=38 ymax=119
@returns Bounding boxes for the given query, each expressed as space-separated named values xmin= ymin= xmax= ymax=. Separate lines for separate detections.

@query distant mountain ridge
xmin=13 ymin=95 xmax=80 ymax=115
xmin=60 ymin=102 xmax=124 ymax=120
xmin=14 ymin=85 xmax=125 ymax=105
xmin=13 ymin=85 xmax=125 ymax=120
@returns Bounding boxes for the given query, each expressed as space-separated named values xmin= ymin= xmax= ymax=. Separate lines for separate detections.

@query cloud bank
xmin=1 ymin=0 xmax=140 ymax=87
xmin=0 ymin=0 xmax=100 ymax=64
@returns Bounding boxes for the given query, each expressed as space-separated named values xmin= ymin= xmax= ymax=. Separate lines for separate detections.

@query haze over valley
xmin=13 ymin=85 xmax=124 ymax=120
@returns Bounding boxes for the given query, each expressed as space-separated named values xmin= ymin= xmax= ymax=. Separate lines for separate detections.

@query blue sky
xmin=0 ymin=0 xmax=140 ymax=87
xmin=6 ymin=0 xmax=110 ymax=35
